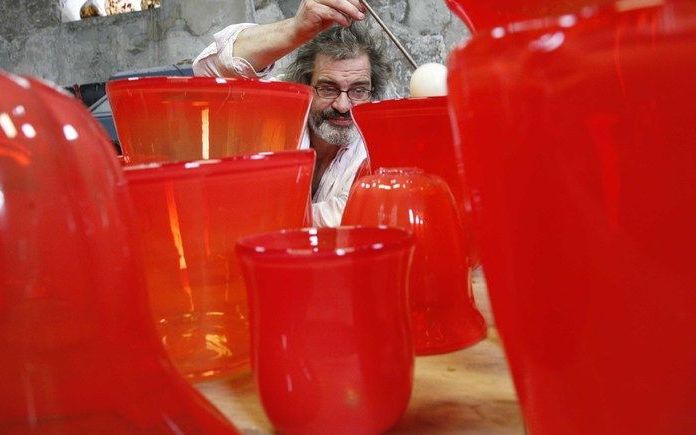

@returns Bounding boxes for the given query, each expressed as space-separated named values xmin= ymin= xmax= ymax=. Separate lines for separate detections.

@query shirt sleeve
xmin=192 ymin=23 xmax=275 ymax=78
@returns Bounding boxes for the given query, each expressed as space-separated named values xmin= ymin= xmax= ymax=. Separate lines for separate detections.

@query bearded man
xmin=193 ymin=0 xmax=391 ymax=227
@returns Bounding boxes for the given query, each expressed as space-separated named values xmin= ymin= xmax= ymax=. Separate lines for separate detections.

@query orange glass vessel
xmin=352 ymin=96 xmax=478 ymax=265
xmin=124 ymin=150 xmax=314 ymax=381
xmin=0 ymin=71 xmax=238 ymax=433
xmin=106 ymin=77 xmax=312 ymax=164
xmin=447 ymin=1 xmax=696 ymax=433
xmin=236 ymin=227 xmax=415 ymax=435
xmin=343 ymin=168 xmax=486 ymax=355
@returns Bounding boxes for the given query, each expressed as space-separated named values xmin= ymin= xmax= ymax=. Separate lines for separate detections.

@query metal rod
xmin=360 ymin=0 xmax=418 ymax=70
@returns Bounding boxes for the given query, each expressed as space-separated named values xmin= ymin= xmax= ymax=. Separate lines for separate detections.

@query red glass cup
xmin=236 ymin=227 xmax=415 ymax=435
xmin=106 ymin=77 xmax=312 ymax=164
xmin=352 ymin=96 xmax=479 ymax=266
xmin=448 ymin=1 xmax=696 ymax=433
xmin=0 ymin=72 xmax=238 ymax=432
xmin=124 ymin=150 xmax=314 ymax=381
xmin=342 ymin=168 xmax=486 ymax=355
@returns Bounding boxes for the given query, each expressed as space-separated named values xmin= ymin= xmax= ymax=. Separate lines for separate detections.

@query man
xmin=192 ymin=0 xmax=392 ymax=227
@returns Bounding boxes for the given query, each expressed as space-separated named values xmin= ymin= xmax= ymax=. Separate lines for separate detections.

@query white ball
xmin=409 ymin=62 xmax=448 ymax=97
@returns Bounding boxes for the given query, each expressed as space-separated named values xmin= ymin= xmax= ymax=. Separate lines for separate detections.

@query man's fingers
xmin=294 ymin=0 xmax=366 ymax=39
xmin=316 ymin=0 xmax=366 ymax=21
xmin=308 ymin=1 xmax=358 ymax=28
xmin=345 ymin=0 xmax=367 ymax=13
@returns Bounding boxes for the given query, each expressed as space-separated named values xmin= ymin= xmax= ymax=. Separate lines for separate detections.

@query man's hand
xmin=216 ymin=0 xmax=367 ymax=76
xmin=292 ymin=0 xmax=367 ymax=42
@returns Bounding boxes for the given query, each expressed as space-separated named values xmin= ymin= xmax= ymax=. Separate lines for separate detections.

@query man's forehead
xmin=311 ymin=53 xmax=371 ymax=84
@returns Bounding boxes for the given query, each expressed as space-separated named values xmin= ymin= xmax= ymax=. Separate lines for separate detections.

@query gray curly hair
xmin=284 ymin=23 xmax=392 ymax=100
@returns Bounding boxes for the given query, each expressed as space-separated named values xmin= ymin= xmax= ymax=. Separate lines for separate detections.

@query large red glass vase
xmin=124 ymin=150 xmax=314 ymax=381
xmin=352 ymin=96 xmax=478 ymax=265
xmin=343 ymin=168 xmax=486 ymax=355
xmin=445 ymin=0 xmax=616 ymax=32
xmin=447 ymin=1 xmax=696 ymax=433
xmin=0 ymin=71 xmax=238 ymax=433
xmin=106 ymin=77 xmax=312 ymax=164
xmin=236 ymin=227 xmax=415 ymax=435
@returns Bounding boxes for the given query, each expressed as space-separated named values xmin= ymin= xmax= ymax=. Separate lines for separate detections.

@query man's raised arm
xmin=193 ymin=0 xmax=366 ymax=78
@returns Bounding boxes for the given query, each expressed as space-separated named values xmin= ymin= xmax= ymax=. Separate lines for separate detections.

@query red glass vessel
xmin=236 ymin=227 xmax=415 ymax=435
xmin=124 ymin=150 xmax=314 ymax=381
xmin=447 ymin=1 xmax=696 ymax=433
xmin=343 ymin=168 xmax=486 ymax=355
xmin=0 ymin=71 xmax=238 ymax=433
xmin=445 ymin=0 xmax=615 ymax=32
xmin=106 ymin=77 xmax=312 ymax=164
xmin=352 ymin=96 xmax=478 ymax=265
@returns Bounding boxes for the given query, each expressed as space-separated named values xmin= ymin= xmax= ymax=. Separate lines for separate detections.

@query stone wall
xmin=254 ymin=0 xmax=472 ymax=97
xmin=0 ymin=0 xmax=254 ymax=86
xmin=0 ymin=0 xmax=471 ymax=94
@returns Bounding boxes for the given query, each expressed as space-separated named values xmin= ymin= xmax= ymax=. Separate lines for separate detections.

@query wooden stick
xmin=360 ymin=0 xmax=418 ymax=69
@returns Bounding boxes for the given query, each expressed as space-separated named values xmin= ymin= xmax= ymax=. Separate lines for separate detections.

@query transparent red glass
xmin=352 ymin=96 xmax=478 ymax=265
xmin=444 ymin=0 xmax=615 ymax=32
xmin=106 ymin=77 xmax=312 ymax=164
xmin=447 ymin=1 xmax=696 ymax=433
xmin=124 ymin=150 xmax=314 ymax=382
xmin=342 ymin=168 xmax=485 ymax=355
xmin=236 ymin=227 xmax=415 ymax=435
xmin=0 ymin=71 xmax=238 ymax=433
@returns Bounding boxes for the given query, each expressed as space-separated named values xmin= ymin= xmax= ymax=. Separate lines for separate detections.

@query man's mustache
xmin=321 ymin=109 xmax=352 ymax=121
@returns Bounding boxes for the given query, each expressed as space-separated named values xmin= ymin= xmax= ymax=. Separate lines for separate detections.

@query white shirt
xmin=193 ymin=23 xmax=368 ymax=227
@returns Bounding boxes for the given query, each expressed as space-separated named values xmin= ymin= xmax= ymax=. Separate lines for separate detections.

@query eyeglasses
xmin=313 ymin=85 xmax=373 ymax=101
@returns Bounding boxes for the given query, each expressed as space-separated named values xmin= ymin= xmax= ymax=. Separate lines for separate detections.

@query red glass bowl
xmin=352 ymin=96 xmax=478 ymax=265
xmin=0 ymin=71 xmax=238 ymax=433
xmin=236 ymin=226 xmax=415 ymax=435
xmin=124 ymin=150 xmax=315 ymax=382
xmin=343 ymin=168 xmax=486 ymax=355
xmin=106 ymin=76 xmax=312 ymax=164
xmin=448 ymin=1 xmax=696 ymax=433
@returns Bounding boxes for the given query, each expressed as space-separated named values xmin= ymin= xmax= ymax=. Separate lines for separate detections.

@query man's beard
xmin=308 ymin=107 xmax=359 ymax=146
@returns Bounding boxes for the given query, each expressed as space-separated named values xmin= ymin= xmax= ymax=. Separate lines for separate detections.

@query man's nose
xmin=331 ymin=91 xmax=353 ymax=114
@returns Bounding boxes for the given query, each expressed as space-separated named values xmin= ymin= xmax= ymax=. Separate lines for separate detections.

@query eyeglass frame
xmin=313 ymin=85 xmax=373 ymax=102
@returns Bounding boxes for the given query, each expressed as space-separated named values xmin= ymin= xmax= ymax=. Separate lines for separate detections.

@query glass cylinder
xmin=107 ymin=77 xmax=312 ymax=164
xmin=124 ymin=150 xmax=314 ymax=381
xmin=236 ymin=227 xmax=415 ymax=435
xmin=447 ymin=1 xmax=696 ymax=433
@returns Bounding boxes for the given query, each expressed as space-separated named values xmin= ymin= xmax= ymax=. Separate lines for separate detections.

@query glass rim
xmin=353 ymin=95 xmax=448 ymax=113
xmin=123 ymin=149 xmax=315 ymax=183
xmin=236 ymin=225 xmax=414 ymax=259
xmin=106 ymin=75 xmax=313 ymax=96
